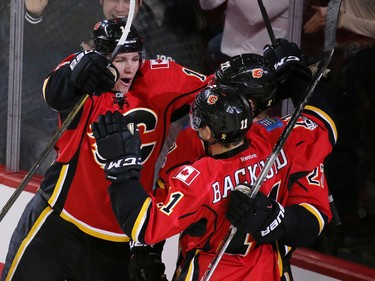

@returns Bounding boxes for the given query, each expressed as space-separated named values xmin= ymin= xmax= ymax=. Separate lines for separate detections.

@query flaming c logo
xmin=252 ymin=68 xmax=264 ymax=78
xmin=207 ymin=95 xmax=218 ymax=105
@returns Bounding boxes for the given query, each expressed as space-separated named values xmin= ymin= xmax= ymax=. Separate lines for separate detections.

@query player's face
xmin=112 ymin=52 xmax=140 ymax=93
xmin=100 ymin=0 xmax=142 ymax=19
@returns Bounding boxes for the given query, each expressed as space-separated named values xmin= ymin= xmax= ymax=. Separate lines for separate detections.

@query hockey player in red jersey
xmin=1 ymin=18 xmax=209 ymax=281
xmin=91 ymin=67 xmax=337 ymax=281
xmin=156 ymin=42 xmax=333 ymax=280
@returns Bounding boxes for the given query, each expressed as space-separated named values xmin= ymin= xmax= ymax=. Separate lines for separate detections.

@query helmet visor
xmin=189 ymin=111 xmax=202 ymax=131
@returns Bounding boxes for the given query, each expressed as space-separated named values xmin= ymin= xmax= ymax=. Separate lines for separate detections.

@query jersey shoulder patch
xmin=150 ymin=59 xmax=170 ymax=69
xmin=172 ymin=165 xmax=200 ymax=186
xmin=257 ymin=117 xmax=284 ymax=131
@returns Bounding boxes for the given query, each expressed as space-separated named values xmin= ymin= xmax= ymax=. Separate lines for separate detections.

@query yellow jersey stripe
xmin=131 ymin=197 xmax=152 ymax=241
xmin=60 ymin=210 xmax=130 ymax=242
xmin=6 ymin=206 xmax=53 ymax=281
xmin=299 ymin=202 xmax=325 ymax=234
xmin=304 ymin=105 xmax=338 ymax=143
xmin=48 ymin=164 xmax=69 ymax=207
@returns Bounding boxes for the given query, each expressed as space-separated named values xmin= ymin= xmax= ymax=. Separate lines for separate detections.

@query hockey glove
xmin=226 ymin=185 xmax=286 ymax=244
xmin=91 ymin=111 xmax=142 ymax=183
xmin=70 ymin=50 xmax=119 ymax=95
xmin=129 ymin=241 xmax=168 ymax=281
xmin=263 ymin=38 xmax=312 ymax=103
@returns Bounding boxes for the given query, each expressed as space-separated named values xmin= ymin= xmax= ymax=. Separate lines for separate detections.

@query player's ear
xmin=199 ymin=126 xmax=213 ymax=142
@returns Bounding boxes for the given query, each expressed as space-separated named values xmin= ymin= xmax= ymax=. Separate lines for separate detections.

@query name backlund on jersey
xmin=173 ymin=149 xmax=288 ymax=205
xmin=211 ymin=149 xmax=288 ymax=204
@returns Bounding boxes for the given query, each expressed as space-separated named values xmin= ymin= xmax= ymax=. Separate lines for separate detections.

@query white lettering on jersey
xmin=211 ymin=149 xmax=288 ymax=204
xmin=240 ymin=153 xmax=257 ymax=162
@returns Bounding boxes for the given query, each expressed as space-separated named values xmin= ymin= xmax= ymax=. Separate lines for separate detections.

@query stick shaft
xmin=257 ymin=0 xmax=276 ymax=46
xmin=0 ymin=95 xmax=88 ymax=221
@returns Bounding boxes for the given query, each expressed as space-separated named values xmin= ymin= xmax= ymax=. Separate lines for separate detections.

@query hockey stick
xmin=0 ymin=0 xmax=136 ymax=223
xmin=259 ymin=0 xmax=341 ymax=226
xmin=257 ymin=0 xmax=277 ymax=46
xmin=201 ymin=1 xmax=342 ymax=280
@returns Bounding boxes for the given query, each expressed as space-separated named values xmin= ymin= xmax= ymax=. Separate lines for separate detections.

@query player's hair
xmin=90 ymin=18 xmax=144 ymax=59
xmin=214 ymin=53 xmax=277 ymax=117
xmin=190 ymin=85 xmax=252 ymax=146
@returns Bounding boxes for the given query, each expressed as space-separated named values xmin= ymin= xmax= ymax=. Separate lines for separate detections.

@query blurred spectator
xmin=24 ymin=0 xmax=206 ymax=71
xmin=194 ymin=0 xmax=227 ymax=73
xmin=100 ymin=0 xmax=143 ymax=20
xmin=199 ymin=0 xmax=288 ymax=71
xmin=303 ymin=0 xmax=375 ymax=39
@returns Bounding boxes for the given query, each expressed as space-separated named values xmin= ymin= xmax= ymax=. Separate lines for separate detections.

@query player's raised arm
xmin=43 ymin=51 xmax=118 ymax=111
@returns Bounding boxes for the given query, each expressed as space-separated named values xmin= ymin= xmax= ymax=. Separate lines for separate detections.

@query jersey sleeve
xmin=286 ymin=164 xmax=332 ymax=235
xmin=109 ymin=162 xmax=216 ymax=245
xmin=136 ymin=60 xmax=209 ymax=120
xmin=42 ymin=53 xmax=83 ymax=112
xmin=253 ymin=103 xmax=337 ymax=177
xmin=288 ymin=105 xmax=337 ymax=175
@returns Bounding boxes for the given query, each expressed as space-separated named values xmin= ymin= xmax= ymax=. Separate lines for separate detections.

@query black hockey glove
xmin=263 ymin=38 xmax=312 ymax=103
xmin=226 ymin=185 xmax=286 ymax=245
xmin=70 ymin=50 xmax=119 ymax=95
xmin=91 ymin=111 xmax=142 ymax=183
xmin=129 ymin=241 xmax=168 ymax=281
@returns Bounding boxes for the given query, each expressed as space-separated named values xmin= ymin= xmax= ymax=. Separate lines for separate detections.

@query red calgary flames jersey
xmin=41 ymin=57 xmax=208 ymax=241
xmin=127 ymin=106 xmax=336 ymax=280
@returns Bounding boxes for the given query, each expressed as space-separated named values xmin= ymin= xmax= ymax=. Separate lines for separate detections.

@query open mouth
xmin=121 ymin=78 xmax=131 ymax=85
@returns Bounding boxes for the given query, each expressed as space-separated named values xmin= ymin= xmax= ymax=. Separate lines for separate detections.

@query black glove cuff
xmin=252 ymin=201 xmax=286 ymax=244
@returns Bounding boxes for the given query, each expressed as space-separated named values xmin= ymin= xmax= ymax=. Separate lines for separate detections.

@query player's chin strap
xmin=0 ymin=0 xmax=137 ymax=223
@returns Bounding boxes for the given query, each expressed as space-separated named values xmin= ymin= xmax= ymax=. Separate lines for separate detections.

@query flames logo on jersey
xmin=252 ymin=68 xmax=263 ymax=78
xmin=207 ymin=94 xmax=218 ymax=105
xmin=87 ymin=108 xmax=159 ymax=169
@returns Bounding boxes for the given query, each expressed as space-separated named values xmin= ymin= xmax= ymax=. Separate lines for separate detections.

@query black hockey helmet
xmin=214 ymin=54 xmax=278 ymax=116
xmin=91 ymin=18 xmax=143 ymax=55
xmin=190 ymin=85 xmax=252 ymax=145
